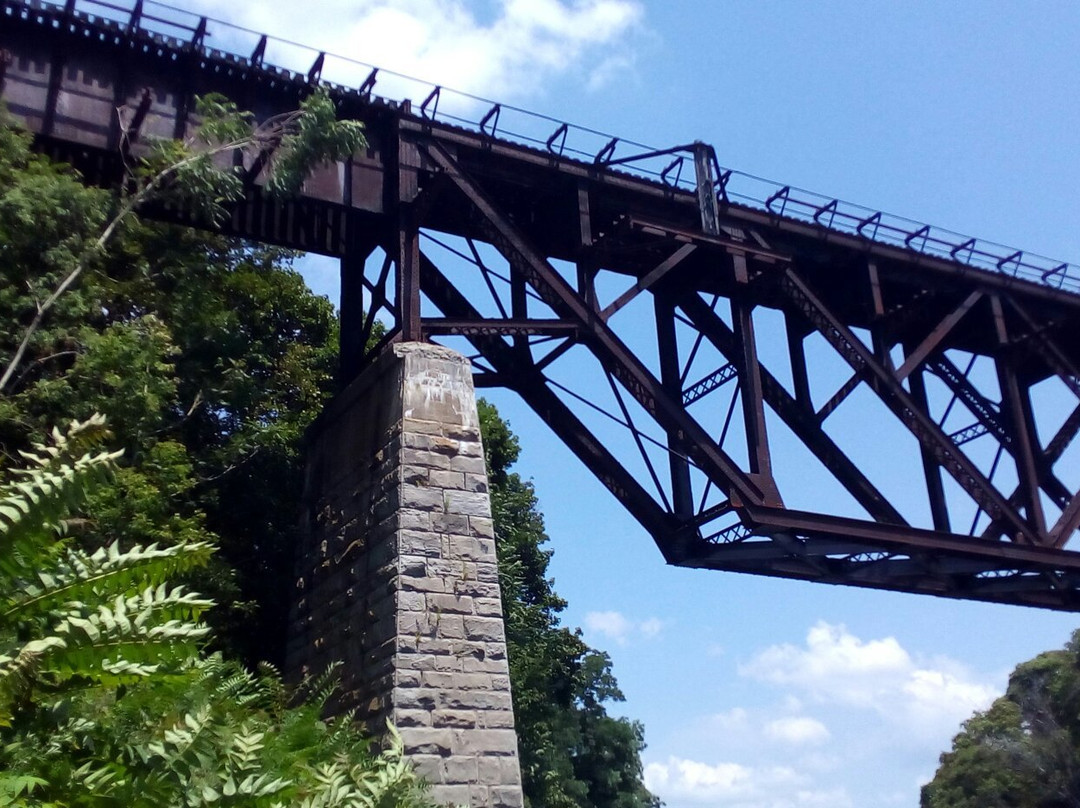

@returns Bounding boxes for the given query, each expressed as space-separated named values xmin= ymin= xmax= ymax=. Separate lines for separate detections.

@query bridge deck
xmin=4 ymin=0 xmax=1080 ymax=609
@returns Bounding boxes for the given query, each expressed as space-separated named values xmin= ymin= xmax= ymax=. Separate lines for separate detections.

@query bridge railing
xmin=10 ymin=0 xmax=1080 ymax=294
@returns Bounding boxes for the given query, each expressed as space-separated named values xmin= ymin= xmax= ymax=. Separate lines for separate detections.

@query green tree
xmin=0 ymin=418 xmax=430 ymax=808
xmin=922 ymin=631 xmax=1080 ymax=808
xmin=479 ymin=401 xmax=659 ymax=808
xmin=0 ymin=106 xmax=348 ymax=665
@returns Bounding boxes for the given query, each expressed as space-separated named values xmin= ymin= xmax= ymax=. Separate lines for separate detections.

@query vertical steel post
xmin=992 ymin=295 xmax=1047 ymax=536
xmin=655 ymin=294 xmax=695 ymax=520
xmin=906 ymin=362 xmax=952 ymax=533
xmin=692 ymin=142 xmax=720 ymax=236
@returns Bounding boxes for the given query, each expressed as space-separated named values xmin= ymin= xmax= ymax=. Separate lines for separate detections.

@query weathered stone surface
xmin=285 ymin=343 xmax=523 ymax=808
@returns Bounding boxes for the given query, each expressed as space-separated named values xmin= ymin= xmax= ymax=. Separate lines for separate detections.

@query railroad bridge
xmin=3 ymin=1 xmax=1080 ymax=803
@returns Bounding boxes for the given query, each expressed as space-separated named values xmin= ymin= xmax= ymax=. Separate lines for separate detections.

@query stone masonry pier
xmin=286 ymin=342 xmax=524 ymax=807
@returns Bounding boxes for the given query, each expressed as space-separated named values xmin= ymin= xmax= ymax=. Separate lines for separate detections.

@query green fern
xmin=0 ymin=418 xmax=431 ymax=808
xmin=0 ymin=417 xmax=214 ymax=722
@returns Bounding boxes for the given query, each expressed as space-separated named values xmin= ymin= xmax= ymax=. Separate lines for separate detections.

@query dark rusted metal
xmin=5 ymin=0 xmax=1080 ymax=608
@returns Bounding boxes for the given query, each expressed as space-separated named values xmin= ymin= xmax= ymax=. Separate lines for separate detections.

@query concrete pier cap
xmin=287 ymin=342 xmax=524 ymax=807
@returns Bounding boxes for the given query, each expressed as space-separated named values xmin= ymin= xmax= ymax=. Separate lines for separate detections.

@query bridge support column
xmin=287 ymin=342 xmax=524 ymax=808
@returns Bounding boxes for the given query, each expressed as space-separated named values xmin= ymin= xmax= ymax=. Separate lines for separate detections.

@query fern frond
xmin=33 ymin=589 xmax=211 ymax=686
xmin=0 ymin=449 xmax=122 ymax=553
xmin=292 ymin=661 xmax=342 ymax=711
xmin=0 ymin=637 xmax=66 ymax=726
xmin=14 ymin=414 xmax=112 ymax=471
xmin=5 ymin=541 xmax=216 ymax=621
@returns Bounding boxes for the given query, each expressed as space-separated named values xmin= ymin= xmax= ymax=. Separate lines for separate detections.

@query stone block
xmin=440 ymin=690 xmax=513 ymax=711
xmin=449 ymin=454 xmax=487 ymax=474
xmin=453 ymin=728 xmax=520 ymax=756
xmin=396 ymin=709 xmax=432 ymax=728
xmin=402 ymin=728 xmax=453 ymax=756
xmin=427 ymin=593 xmax=475 ymax=615
xmin=421 ymin=671 xmax=492 ymax=691
xmin=400 ymin=485 xmax=447 ymax=512
xmin=449 ymin=535 xmax=497 ymax=562
xmin=407 ymin=754 xmax=443 ymax=782
xmin=441 ymin=755 xmax=479 ymax=784
xmin=395 ymin=688 xmax=438 ymax=711
xmin=444 ymin=490 xmax=492 ymax=518
xmin=480 ymin=710 xmax=517 ymax=729
xmin=431 ymin=785 xmax=473 ymax=805
xmin=432 ymin=512 xmax=470 ymax=535
xmin=399 ymin=509 xmax=433 ymax=532
xmin=455 ymin=439 xmax=484 ymax=458
xmin=465 ymin=616 xmax=506 ymax=642
xmin=490 ymin=786 xmax=526 ymax=808
xmin=398 ymin=591 xmax=426 ymax=612
xmin=429 ymin=469 xmax=466 ymax=489
xmin=399 ymin=529 xmax=443 ymax=558
xmin=463 ymin=473 xmax=489 ymax=493
xmin=473 ymin=597 xmax=504 ymax=617
xmin=469 ymin=516 xmax=496 ymax=539
xmin=462 ymin=656 xmax=511 ymax=674
xmin=432 ymin=708 xmax=477 ymax=728
xmin=479 ymin=757 xmax=524 ymax=784
xmin=402 ymin=447 xmax=452 ymax=470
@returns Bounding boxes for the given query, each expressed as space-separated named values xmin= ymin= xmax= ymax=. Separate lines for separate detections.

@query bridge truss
xmin=4 ymin=0 xmax=1080 ymax=608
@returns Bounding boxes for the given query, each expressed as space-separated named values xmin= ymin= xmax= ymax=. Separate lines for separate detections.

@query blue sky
xmin=181 ymin=1 xmax=1080 ymax=804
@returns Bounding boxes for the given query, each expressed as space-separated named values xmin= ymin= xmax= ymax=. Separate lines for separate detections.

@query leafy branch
xmin=0 ymin=91 xmax=365 ymax=395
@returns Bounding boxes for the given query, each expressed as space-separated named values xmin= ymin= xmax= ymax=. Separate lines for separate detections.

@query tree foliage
xmin=0 ymin=108 xmax=345 ymax=665
xmin=479 ymin=401 xmax=660 ymax=808
xmin=0 ymin=419 xmax=430 ymax=808
xmin=922 ymin=630 xmax=1080 ymax=808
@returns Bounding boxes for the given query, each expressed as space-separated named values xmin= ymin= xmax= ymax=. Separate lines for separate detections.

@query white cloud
xmin=739 ymin=621 xmax=997 ymax=742
xmin=190 ymin=0 xmax=644 ymax=102
xmin=584 ymin=610 xmax=663 ymax=644
xmin=640 ymin=617 xmax=663 ymax=637
xmin=764 ymin=716 xmax=831 ymax=746
xmin=644 ymin=756 xmax=852 ymax=808
xmin=585 ymin=610 xmax=632 ymax=642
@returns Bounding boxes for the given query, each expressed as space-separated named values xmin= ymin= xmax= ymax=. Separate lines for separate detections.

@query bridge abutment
xmin=287 ymin=342 xmax=524 ymax=808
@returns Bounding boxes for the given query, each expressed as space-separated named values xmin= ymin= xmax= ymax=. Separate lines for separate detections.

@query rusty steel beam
xmin=677 ymin=294 xmax=908 ymax=526
xmin=419 ymin=138 xmax=773 ymax=510
xmin=418 ymin=251 xmax=685 ymax=559
xmin=5 ymin=0 xmax=1080 ymax=607
xmin=776 ymin=266 xmax=1040 ymax=545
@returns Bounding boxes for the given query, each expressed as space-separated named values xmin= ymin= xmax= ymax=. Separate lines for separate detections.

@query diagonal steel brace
xmin=776 ymin=266 xmax=1040 ymax=545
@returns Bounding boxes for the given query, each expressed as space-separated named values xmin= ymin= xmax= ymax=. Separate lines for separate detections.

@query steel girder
xmin=379 ymin=129 xmax=1080 ymax=610
xmin=4 ymin=0 xmax=1080 ymax=609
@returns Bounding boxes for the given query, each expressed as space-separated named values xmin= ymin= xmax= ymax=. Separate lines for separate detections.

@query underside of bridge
xmin=4 ymin=0 xmax=1080 ymax=609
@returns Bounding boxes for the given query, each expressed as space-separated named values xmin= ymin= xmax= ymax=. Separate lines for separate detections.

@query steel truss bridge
xmin=4 ymin=0 xmax=1080 ymax=609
